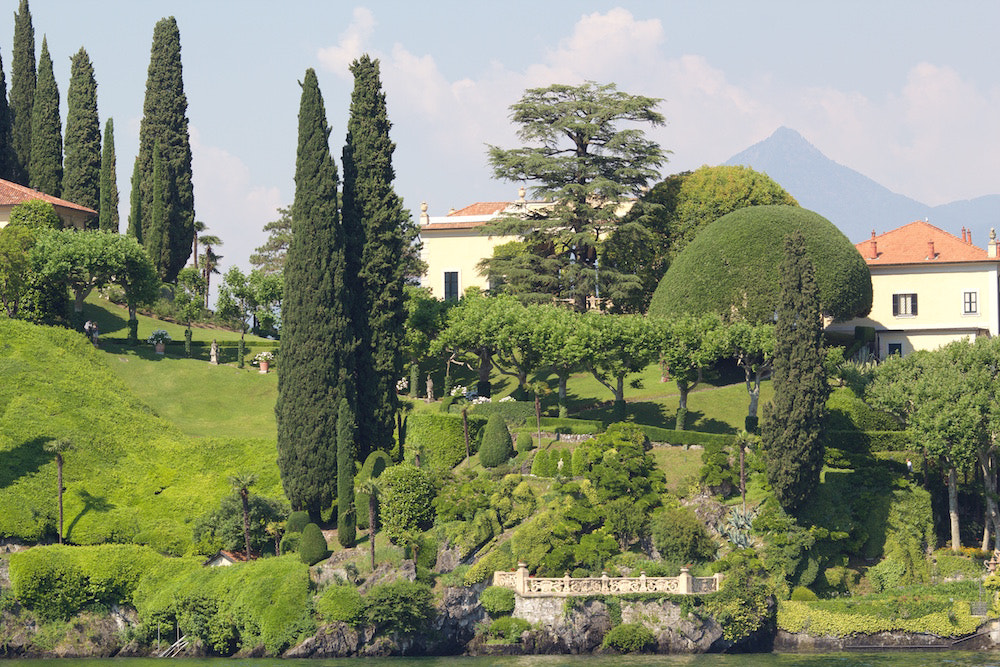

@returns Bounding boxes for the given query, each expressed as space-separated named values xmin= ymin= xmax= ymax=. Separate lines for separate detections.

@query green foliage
xmin=0 ymin=223 xmax=35 ymax=317
xmin=135 ymin=16 xmax=194 ymax=282
xmin=298 ymin=522 xmax=329 ymax=565
xmin=487 ymin=616 xmax=530 ymax=642
xmin=699 ymin=440 xmax=737 ymax=495
xmin=250 ymin=206 xmax=292 ymax=275
xmin=337 ymin=397 xmax=357 ymax=548
xmin=471 ymin=400 xmax=536 ymax=425
xmin=9 ymin=198 xmax=60 ymax=230
xmin=480 ymin=413 xmax=514 ymax=468
xmin=778 ymin=594 xmax=980 ymax=638
xmin=362 ymin=579 xmax=434 ymax=635
xmin=479 ymin=585 xmax=516 ymax=616
xmin=650 ymin=505 xmax=716 ymax=564
xmin=314 ymin=584 xmax=364 ymax=625
xmin=649 ymin=205 xmax=872 ymax=324
xmin=99 ymin=118 xmax=119 ymax=232
xmin=705 ymin=550 xmax=773 ymax=642
xmin=406 ymin=412 xmax=486 ymax=470
xmin=602 ymin=622 xmax=656 ymax=653
xmin=286 ymin=511 xmax=310 ymax=534
xmin=63 ymin=47 xmax=101 ymax=216
xmin=10 ymin=0 xmax=34 ymax=185
xmin=870 ymin=483 xmax=934 ymax=590
xmin=192 ymin=493 xmax=286 ymax=555
xmin=825 ymin=387 xmax=902 ymax=432
xmin=516 ymin=431 xmax=534 ymax=453
xmin=378 ymin=463 xmax=435 ymax=545
xmin=538 ymin=416 xmax=603 ymax=434
xmin=604 ymin=497 xmax=649 ymax=550
xmin=789 ymin=586 xmax=818 ymax=601
xmin=355 ymin=450 xmax=391 ymax=529
xmin=28 ymin=38 xmax=61 ymax=197
xmin=577 ymin=423 xmax=662 ymax=503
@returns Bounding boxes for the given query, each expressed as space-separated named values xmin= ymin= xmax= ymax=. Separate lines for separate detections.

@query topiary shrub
xmin=790 ymin=585 xmax=818 ymax=601
xmin=479 ymin=413 xmax=514 ymax=468
xmin=315 ymin=584 xmax=364 ymax=625
xmin=516 ymin=431 xmax=534 ymax=454
xmin=488 ymin=616 xmax=530 ymax=642
xmin=602 ymin=622 xmax=655 ymax=653
xmin=406 ymin=412 xmax=487 ymax=470
xmin=363 ymin=580 xmax=434 ymax=635
xmin=479 ymin=585 xmax=516 ymax=616
xmin=298 ymin=523 xmax=329 ymax=565
xmin=379 ymin=464 xmax=435 ymax=545
xmin=286 ymin=511 xmax=310 ymax=534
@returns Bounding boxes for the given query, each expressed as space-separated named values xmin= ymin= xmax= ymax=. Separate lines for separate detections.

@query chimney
xmin=961 ymin=227 xmax=967 ymax=242
xmin=989 ymin=228 xmax=998 ymax=259
xmin=868 ymin=231 xmax=878 ymax=260
xmin=969 ymin=231 xmax=973 ymax=245
xmin=927 ymin=240 xmax=936 ymax=259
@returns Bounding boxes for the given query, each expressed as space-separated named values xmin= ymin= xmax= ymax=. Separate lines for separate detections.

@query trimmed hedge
xmin=639 ymin=425 xmax=733 ymax=447
xmin=823 ymin=430 xmax=915 ymax=453
xmin=538 ymin=416 xmax=603 ymax=434
xmin=470 ymin=401 xmax=536 ymax=426
xmin=299 ymin=523 xmax=329 ymax=565
xmin=778 ymin=598 xmax=980 ymax=638
xmin=480 ymin=413 xmax=514 ymax=468
xmin=406 ymin=412 xmax=487 ymax=470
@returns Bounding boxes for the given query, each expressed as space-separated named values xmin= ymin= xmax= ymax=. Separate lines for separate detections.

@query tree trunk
xmin=558 ymin=373 xmax=569 ymax=418
xmin=739 ymin=442 xmax=747 ymax=512
xmin=56 ymin=453 xmax=63 ymax=545
xmin=948 ymin=466 xmax=961 ymax=552
xmin=980 ymin=449 xmax=1000 ymax=551
xmin=368 ymin=497 xmax=377 ymax=570
xmin=612 ymin=374 xmax=626 ymax=420
xmin=241 ymin=490 xmax=252 ymax=559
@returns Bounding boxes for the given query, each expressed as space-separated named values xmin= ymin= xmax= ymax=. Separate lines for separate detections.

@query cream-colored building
xmin=830 ymin=220 xmax=1000 ymax=358
xmin=0 ymin=178 xmax=96 ymax=229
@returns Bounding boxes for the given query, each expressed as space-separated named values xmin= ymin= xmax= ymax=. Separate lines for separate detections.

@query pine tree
xmin=337 ymin=397 xmax=357 ymax=548
xmin=341 ymin=55 xmax=408 ymax=460
xmin=276 ymin=68 xmax=350 ymax=521
xmin=10 ymin=0 xmax=34 ymax=185
xmin=126 ymin=157 xmax=141 ymax=241
xmin=63 ymin=47 xmax=101 ymax=223
xmin=99 ymin=118 xmax=119 ymax=232
xmin=760 ymin=232 xmax=828 ymax=513
xmin=28 ymin=37 xmax=61 ymax=197
xmin=135 ymin=17 xmax=194 ymax=281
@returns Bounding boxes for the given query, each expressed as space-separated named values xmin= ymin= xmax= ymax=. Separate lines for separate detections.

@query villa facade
xmin=0 ymin=178 xmax=97 ymax=229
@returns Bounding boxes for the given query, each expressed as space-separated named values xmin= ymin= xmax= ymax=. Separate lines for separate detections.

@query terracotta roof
xmin=447 ymin=201 xmax=510 ymax=217
xmin=0 ymin=178 xmax=96 ymax=214
xmin=856 ymin=220 xmax=991 ymax=265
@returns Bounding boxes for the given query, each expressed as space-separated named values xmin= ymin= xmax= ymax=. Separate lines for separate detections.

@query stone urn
xmin=154 ymin=342 xmax=165 ymax=355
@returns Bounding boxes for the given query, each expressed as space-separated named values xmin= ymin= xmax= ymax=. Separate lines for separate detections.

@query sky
xmin=6 ymin=1 xmax=1000 ymax=299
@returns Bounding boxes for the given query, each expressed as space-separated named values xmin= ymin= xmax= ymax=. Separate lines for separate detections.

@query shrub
xmin=10 ymin=547 xmax=91 ymax=620
xmin=488 ymin=616 xmax=530 ymax=642
xmin=602 ymin=622 xmax=655 ymax=653
xmin=471 ymin=400 xmax=536 ymax=425
xmin=479 ymin=585 xmax=516 ymax=616
xmin=356 ymin=451 xmax=392 ymax=529
xmin=406 ymin=412 xmax=487 ymax=470
xmin=638 ymin=425 xmax=733 ymax=446
xmin=650 ymin=505 xmax=716 ymax=564
xmin=379 ymin=464 xmax=435 ymax=545
xmin=790 ymin=586 xmax=818 ymax=601
xmin=286 ymin=511 xmax=310 ymax=534
xmin=315 ymin=584 xmax=364 ymax=625
xmin=516 ymin=431 xmax=534 ymax=453
xmin=280 ymin=532 xmax=301 ymax=555
xmin=363 ymin=580 xmax=434 ymax=635
xmin=299 ymin=523 xmax=329 ymax=565
xmin=480 ymin=413 xmax=514 ymax=468
xmin=193 ymin=493 xmax=286 ymax=555
xmin=538 ymin=416 xmax=603 ymax=434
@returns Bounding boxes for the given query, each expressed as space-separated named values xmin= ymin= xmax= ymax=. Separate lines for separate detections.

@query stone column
xmin=678 ymin=567 xmax=693 ymax=594
xmin=516 ymin=562 xmax=529 ymax=595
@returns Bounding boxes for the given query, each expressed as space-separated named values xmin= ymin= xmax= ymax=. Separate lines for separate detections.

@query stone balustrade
xmin=493 ymin=562 xmax=722 ymax=597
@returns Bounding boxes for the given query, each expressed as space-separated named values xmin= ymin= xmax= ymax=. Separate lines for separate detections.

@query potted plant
xmin=147 ymin=329 xmax=171 ymax=355
xmin=254 ymin=350 xmax=274 ymax=373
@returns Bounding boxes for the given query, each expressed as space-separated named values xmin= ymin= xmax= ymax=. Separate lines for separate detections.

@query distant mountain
xmin=724 ymin=127 xmax=1000 ymax=244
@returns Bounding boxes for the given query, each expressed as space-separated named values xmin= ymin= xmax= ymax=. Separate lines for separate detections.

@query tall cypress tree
xmin=145 ymin=141 xmax=168 ymax=271
xmin=276 ymin=68 xmax=350 ymax=522
xmin=28 ymin=37 xmax=61 ymax=197
xmin=760 ymin=232 xmax=828 ymax=514
xmin=99 ymin=118 xmax=119 ymax=232
xmin=135 ymin=17 xmax=194 ymax=281
xmin=10 ymin=0 xmax=34 ymax=185
xmin=126 ymin=157 xmax=141 ymax=241
xmin=341 ymin=55 xmax=408 ymax=460
xmin=63 ymin=47 xmax=101 ymax=223
xmin=336 ymin=397 xmax=357 ymax=548
xmin=0 ymin=48 xmax=15 ymax=182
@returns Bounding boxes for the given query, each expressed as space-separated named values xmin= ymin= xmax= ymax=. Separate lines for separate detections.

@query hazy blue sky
xmin=7 ymin=1 xmax=999 ymax=292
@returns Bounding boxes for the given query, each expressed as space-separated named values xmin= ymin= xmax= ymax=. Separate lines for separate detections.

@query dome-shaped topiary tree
xmin=298 ymin=522 xmax=330 ymax=565
xmin=648 ymin=205 xmax=871 ymax=324
xmin=479 ymin=413 xmax=514 ymax=468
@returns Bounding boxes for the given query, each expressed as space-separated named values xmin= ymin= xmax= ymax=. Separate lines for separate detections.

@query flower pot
xmin=154 ymin=342 xmax=165 ymax=355
xmin=259 ymin=361 xmax=269 ymax=374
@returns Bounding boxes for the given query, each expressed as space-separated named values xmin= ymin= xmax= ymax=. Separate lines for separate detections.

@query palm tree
xmin=355 ymin=477 xmax=382 ymax=571
xmin=43 ymin=438 xmax=73 ymax=544
xmin=199 ymin=235 xmax=224 ymax=308
xmin=192 ymin=220 xmax=206 ymax=271
xmin=733 ymin=430 xmax=757 ymax=512
xmin=229 ymin=471 xmax=257 ymax=559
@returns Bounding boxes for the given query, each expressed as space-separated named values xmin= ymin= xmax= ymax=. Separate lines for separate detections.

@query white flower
xmin=253 ymin=350 xmax=274 ymax=364
xmin=146 ymin=329 xmax=171 ymax=344
xmin=499 ymin=396 xmax=515 ymax=403
xmin=450 ymin=384 xmax=466 ymax=397
xmin=396 ymin=377 xmax=409 ymax=392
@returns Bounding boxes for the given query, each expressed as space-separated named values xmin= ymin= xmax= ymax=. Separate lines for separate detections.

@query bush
xmin=487 ymin=616 xmax=530 ymax=642
xmin=480 ymin=413 xmax=514 ymax=468
xmin=286 ymin=511 xmax=310 ymax=534
xmin=315 ymin=584 xmax=364 ymax=625
xmin=299 ymin=523 xmax=329 ymax=565
xmin=638 ymin=425 xmax=733 ymax=446
xmin=471 ymin=400 xmax=536 ymax=426
xmin=479 ymin=585 xmax=516 ymax=616
xmin=363 ymin=580 xmax=434 ymax=635
xmin=790 ymin=586 xmax=818 ymax=601
xmin=379 ymin=464 xmax=435 ymax=545
xmin=650 ymin=505 xmax=716 ymax=564
xmin=193 ymin=493 xmax=286 ymax=555
xmin=356 ymin=451 xmax=392 ymax=529
xmin=538 ymin=416 xmax=603 ymax=434
xmin=280 ymin=532 xmax=300 ymax=555
xmin=406 ymin=412 xmax=487 ymax=470
xmin=516 ymin=431 xmax=534 ymax=454
xmin=602 ymin=622 xmax=655 ymax=653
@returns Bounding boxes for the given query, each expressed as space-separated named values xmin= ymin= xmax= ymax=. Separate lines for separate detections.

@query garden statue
xmin=426 ymin=374 xmax=434 ymax=403
xmin=210 ymin=339 xmax=219 ymax=365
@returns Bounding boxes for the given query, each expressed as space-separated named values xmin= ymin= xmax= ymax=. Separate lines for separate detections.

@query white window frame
xmin=892 ymin=293 xmax=917 ymax=317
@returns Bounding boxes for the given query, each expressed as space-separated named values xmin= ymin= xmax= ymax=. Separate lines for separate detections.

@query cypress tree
xmin=337 ymin=397 xmax=357 ymax=548
xmin=0 ymin=48 xmax=16 ymax=182
xmin=760 ymin=232 xmax=828 ymax=513
xmin=28 ymin=37 xmax=61 ymax=197
xmin=63 ymin=47 xmax=101 ymax=223
xmin=99 ymin=118 xmax=119 ymax=232
xmin=135 ymin=17 xmax=194 ymax=282
xmin=126 ymin=157 xmax=141 ymax=241
xmin=145 ymin=141 xmax=168 ymax=271
xmin=341 ymin=55 xmax=408 ymax=460
xmin=10 ymin=0 xmax=34 ymax=185
xmin=276 ymin=68 xmax=350 ymax=522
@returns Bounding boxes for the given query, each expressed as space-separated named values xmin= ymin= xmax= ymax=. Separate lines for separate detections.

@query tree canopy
xmin=63 ymin=47 xmax=101 ymax=218
xmin=28 ymin=37 xmax=61 ymax=197
xmin=648 ymin=205 xmax=871 ymax=324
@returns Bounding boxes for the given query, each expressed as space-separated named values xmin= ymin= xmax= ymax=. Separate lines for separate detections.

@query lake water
xmin=4 ymin=654 xmax=1000 ymax=667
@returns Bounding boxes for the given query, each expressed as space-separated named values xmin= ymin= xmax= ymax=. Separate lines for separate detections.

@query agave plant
xmin=719 ymin=506 xmax=759 ymax=549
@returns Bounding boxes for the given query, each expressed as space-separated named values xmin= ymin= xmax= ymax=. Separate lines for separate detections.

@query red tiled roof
xmin=0 ymin=178 xmax=96 ymax=214
xmin=856 ymin=220 xmax=990 ymax=265
xmin=446 ymin=201 xmax=510 ymax=217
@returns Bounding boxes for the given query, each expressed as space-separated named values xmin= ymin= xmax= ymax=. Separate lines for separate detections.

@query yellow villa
xmin=0 ymin=178 xmax=96 ymax=229
xmin=830 ymin=220 xmax=1000 ymax=358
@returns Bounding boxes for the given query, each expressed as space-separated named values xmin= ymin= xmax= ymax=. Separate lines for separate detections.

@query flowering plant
xmin=450 ymin=384 xmax=466 ymax=397
xmin=253 ymin=351 xmax=274 ymax=365
xmin=396 ymin=377 xmax=409 ymax=392
xmin=499 ymin=396 xmax=515 ymax=403
xmin=147 ymin=329 xmax=171 ymax=345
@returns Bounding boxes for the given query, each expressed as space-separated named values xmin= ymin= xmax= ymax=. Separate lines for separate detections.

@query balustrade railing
xmin=493 ymin=563 xmax=722 ymax=596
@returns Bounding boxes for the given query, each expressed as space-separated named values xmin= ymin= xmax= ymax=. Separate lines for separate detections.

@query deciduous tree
xmin=579 ymin=313 xmax=659 ymax=419
xmin=0 ymin=224 xmax=35 ymax=317
xmin=657 ymin=313 xmax=726 ymax=430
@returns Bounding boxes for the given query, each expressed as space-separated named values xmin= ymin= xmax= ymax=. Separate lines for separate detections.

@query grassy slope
xmin=0 ymin=318 xmax=282 ymax=554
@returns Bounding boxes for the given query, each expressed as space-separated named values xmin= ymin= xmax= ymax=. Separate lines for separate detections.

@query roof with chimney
xmin=856 ymin=220 xmax=995 ymax=265
xmin=0 ymin=178 xmax=96 ymax=214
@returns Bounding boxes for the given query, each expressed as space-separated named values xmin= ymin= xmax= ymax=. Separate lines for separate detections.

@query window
xmin=892 ymin=293 xmax=917 ymax=317
xmin=444 ymin=271 xmax=459 ymax=302
xmin=888 ymin=343 xmax=902 ymax=357
xmin=964 ymin=291 xmax=978 ymax=315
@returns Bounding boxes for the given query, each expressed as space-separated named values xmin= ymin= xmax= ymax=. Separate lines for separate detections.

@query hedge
xmin=823 ymin=430 xmax=915 ymax=453
xmin=406 ymin=412 xmax=487 ymax=470
xmin=638 ymin=425 xmax=733 ymax=447
xmin=778 ymin=599 xmax=980 ymax=638
xmin=538 ymin=417 xmax=603 ymax=434
xmin=469 ymin=401 xmax=536 ymax=426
